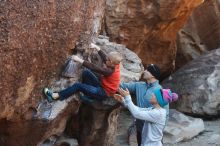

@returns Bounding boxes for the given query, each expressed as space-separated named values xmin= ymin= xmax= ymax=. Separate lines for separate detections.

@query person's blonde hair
xmin=108 ymin=51 xmax=123 ymax=65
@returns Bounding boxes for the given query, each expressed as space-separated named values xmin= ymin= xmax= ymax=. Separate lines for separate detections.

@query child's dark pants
xmin=58 ymin=69 xmax=108 ymax=101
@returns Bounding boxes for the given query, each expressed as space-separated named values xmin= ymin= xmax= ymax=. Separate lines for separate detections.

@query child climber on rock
xmin=114 ymin=88 xmax=178 ymax=146
xmin=44 ymin=43 xmax=123 ymax=102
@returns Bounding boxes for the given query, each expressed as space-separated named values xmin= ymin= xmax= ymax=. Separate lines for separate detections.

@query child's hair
xmin=108 ymin=51 xmax=123 ymax=65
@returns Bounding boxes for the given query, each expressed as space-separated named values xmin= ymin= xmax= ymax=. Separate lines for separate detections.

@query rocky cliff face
xmin=0 ymin=1 xmax=105 ymax=146
xmin=176 ymin=0 xmax=220 ymax=69
xmin=104 ymin=0 xmax=204 ymax=77
xmin=0 ymin=0 xmax=105 ymax=121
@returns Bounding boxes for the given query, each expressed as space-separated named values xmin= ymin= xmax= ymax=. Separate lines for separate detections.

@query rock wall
xmin=0 ymin=1 xmax=105 ymax=146
xmin=104 ymin=0 xmax=204 ymax=78
xmin=176 ymin=0 xmax=220 ymax=69
xmin=163 ymin=109 xmax=204 ymax=144
xmin=162 ymin=49 xmax=220 ymax=117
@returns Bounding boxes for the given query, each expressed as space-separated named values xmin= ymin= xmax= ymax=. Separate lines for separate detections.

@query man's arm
xmin=120 ymin=82 xmax=136 ymax=94
xmin=83 ymin=61 xmax=114 ymax=76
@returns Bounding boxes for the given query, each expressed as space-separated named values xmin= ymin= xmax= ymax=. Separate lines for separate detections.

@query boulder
xmin=162 ymin=49 xmax=220 ymax=117
xmin=163 ymin=109 xmax=205 ymax=144
xmin=94 ymin=35 xmax=144 ymax=82
xmin=2 ymin=33 xmax=143 ymax=146
xmin=0 ymin=1 xmax=105 ymax=146
xmin=116 ymin=109 xmax=136 ymax=146
xmin=64 ymin=36 xmax=143 ymax=146
xmin=104 ymin=0 xmax=204 ymax=77
xmin=176 ymin=0 xmax=220 ymax=69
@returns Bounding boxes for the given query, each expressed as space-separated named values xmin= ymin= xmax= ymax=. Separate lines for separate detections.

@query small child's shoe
xmin=43 ymin=88 xmax=54 ymax=103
